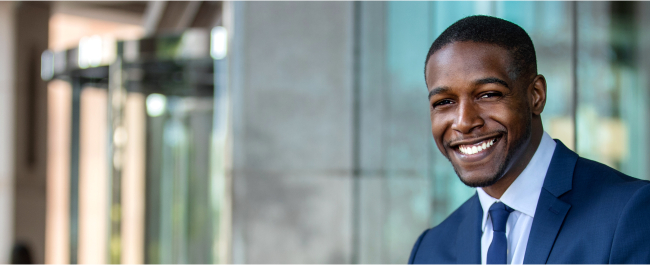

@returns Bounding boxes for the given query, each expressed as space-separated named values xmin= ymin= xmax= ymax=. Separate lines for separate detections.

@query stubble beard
xmin=453 ymin=151 xmax=512 ymax=188
xmin=451 ymin=117 xmax=532 ymax=188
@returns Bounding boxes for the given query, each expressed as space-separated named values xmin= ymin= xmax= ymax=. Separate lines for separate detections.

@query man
xmin=409 ymin=15 xmax=650 ymax=264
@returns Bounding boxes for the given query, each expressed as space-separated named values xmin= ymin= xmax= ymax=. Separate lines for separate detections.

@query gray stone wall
xmin=229 ymin=2 xmax=354 ymax=263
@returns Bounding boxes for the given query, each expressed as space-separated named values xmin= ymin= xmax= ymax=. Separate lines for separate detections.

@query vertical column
xmin=45 ymin=80 xmax=72 ymax=264
xmin=356 ymin=2 xmax=387 ymax=263
xmin=211 ymin=23 xmax=232 ymax=264
xmin=13 ymin=2 xmax=50 ymax=263
xmin=77 ymin=86 xmax=109 ymax=264
xmin=0 ymin=2 xmax=15 ymax=263
xmin=121 ymin=92 xmax=146 ymax=264
xmin=230 ymin=2 xmax=354 ymax=263
xmin=351 ymin=2 xmax=362 ymax=264
xmin=108 ymin=57 xmax=125 ymax=264
xmin=69 ymin=79 xmax=81 ymax=264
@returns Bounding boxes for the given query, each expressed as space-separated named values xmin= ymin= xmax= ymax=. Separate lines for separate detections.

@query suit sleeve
xmin=609 ymin=183 xmax=650 ymax=263
xmin=408 ymin=229 xmax=430 ymax=264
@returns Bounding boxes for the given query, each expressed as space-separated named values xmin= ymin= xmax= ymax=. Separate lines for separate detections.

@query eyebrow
xmin=428 ymin=77 xmax=510 ymax=100
xmin=428 ymin=87 xmax=450 ymax=100
xmin=475 ymin=77 xmax=510 ymax=89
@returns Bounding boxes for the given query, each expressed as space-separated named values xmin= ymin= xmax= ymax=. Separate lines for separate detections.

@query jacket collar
xmin=524 ymin=139 xmax=576 ymax=264
xmin=541 ymin=140 xmax=577 ymax=197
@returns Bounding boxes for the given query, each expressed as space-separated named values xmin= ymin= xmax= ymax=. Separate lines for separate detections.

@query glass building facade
xmin=356 ymin=1 xmax=650 ymax=263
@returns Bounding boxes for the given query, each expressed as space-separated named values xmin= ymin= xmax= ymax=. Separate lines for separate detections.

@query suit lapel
xmin=523 ymin=189 xmax=571 ymax=263
xmin=456 ymin=194 xmax=482 ymax=264
xmin=523 ymin=140 xmax=577 ymax=264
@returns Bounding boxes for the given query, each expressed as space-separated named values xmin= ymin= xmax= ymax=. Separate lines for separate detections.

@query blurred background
xmin=0 ymin=1 xmax=648 ymax=264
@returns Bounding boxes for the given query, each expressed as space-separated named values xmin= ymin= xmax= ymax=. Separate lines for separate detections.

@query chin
xmin=452 ymin=158 xmax=510 ymax=188
xmin=447 ymin=136 xmax=517 ymax=188
xmin=456 ymin=171 xmax=503 ymax=188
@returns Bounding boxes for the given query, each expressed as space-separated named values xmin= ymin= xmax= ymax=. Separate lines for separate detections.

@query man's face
xmin=425 ymin=41 xmax=534 ymax=187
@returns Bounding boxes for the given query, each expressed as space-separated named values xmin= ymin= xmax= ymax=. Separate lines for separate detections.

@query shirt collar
xmin=477 ymin=131 xmax=557 ymax=231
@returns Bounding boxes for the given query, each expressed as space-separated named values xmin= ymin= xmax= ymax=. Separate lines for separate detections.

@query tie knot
xmin=489 ymin=202 xmax=513 ymax=232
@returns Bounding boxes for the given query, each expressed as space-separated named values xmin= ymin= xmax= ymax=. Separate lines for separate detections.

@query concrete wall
xmin=229 ymin=2 xmax=354 ymax=263
xmin=227 ymin=2 xmax=444 ymax=263
xmin=0 ymin=2 xmax=50 ymax=263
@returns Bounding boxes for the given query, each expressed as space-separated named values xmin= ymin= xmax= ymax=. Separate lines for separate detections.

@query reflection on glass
xmin=146 ymin=93 xmax=167 ymax=117
xmin=577 ymin=2 xmax=648 ymax=179
xmin=498 ymin=1 xmax=576 ymax=150
xmin=146 ymin=96 xmax=214 ymax=263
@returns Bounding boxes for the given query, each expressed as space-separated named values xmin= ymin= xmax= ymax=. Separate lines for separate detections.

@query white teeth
xmin=458 ymin=138 xmax=497 ymax=155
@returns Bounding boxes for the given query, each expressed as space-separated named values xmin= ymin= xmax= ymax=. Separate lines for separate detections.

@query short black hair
xmin=424 ymin=15 xmax=537 ymax=83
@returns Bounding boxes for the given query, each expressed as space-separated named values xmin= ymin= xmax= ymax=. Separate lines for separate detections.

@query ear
xmin=529 ymin=75 xmax=547 ymax=116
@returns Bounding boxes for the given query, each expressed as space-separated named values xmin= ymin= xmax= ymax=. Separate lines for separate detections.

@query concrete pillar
xmin=229 ymin=2 xmax=354 ymax=263
xmin=13 ymin=2 xmax=50 ymax=263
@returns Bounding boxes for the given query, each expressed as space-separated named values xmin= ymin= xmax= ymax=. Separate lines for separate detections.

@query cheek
xmin=480 ymin=95 xmax=526 ymax=117
xmin=429 ymin=113 xmax=451 ymax=138
xmin=430 ymin=113 xmax=455 ymax=156
xmin=481 ymin=104 xmax=528 ymax=134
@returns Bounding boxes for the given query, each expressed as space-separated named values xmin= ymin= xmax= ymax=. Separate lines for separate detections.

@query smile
xmin=457 ymin=138 xmax=498 ymax=155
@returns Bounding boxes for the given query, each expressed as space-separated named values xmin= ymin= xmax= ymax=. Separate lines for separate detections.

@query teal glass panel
xmin=358 ymin=1 xmax=650 ymax=263
xmin=383 ymin=2 xmax=436 ymax=263
xmin=576 ymin=2 xmax=649 ymax=180
xmin=499 ymin=1 xmax=576 ymax=148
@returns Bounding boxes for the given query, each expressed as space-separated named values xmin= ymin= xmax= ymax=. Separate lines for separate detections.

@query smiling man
xmin=408 ymin=16 xmax=650 ymax=264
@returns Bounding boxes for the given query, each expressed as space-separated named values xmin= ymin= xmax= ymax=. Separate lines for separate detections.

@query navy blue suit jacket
xmin=409 ymin=140 xmax=650 ymax=264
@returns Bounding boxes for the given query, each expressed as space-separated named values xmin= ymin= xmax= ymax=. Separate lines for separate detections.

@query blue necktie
xmin=487 ymin=202 xmax=514 ymax=264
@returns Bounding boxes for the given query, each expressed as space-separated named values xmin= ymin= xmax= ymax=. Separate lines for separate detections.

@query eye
xmin=433 ymin=99 xmax=454 ymax=108
xmin=479 ymin=91 xmax=502 ymax=99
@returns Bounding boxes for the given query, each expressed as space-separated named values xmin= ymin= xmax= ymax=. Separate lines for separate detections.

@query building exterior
xmin=1 ymin=1 xmax=649 ymax=263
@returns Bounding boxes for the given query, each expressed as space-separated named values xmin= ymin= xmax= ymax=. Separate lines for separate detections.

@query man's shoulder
xmin=572 ymin=155 xmax=650 ymax=194
xmin=409 ymin=193 xmax=480 ymax=264
xmin=550 ymin=139 xmax=649 ymax=197
xmin=556 ymin=155 xmax=650 ymax=263
xmin=554 ymin=153 xmax=650 ymax=218
xmin=419 ymin=193 xmax=480 ymax=244
xmin=429 ymin=193 xmax=479 ymax=231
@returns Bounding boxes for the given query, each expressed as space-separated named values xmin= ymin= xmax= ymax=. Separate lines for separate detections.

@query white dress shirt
xmin=477 ymin=131 xmax=556 ymax=264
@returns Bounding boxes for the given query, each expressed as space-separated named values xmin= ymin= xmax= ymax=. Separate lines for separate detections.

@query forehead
xmin=425 ymin=41 xmax=513 ymax=90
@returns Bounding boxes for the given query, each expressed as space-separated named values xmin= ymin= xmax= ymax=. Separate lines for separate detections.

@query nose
xmin=451 ymin=101 xmax=484 ymax=134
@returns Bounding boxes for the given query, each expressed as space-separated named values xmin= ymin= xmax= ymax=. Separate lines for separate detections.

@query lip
xmin=449 ymin=133 xmax=503 ymax=163
xmin=449 ymin=132 xmax=503 ymax=147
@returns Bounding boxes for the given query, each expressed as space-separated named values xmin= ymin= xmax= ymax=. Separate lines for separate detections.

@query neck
xmin=483 ymin=123 xmax=544 ymax=199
